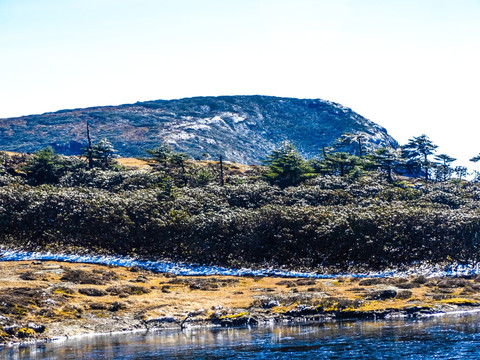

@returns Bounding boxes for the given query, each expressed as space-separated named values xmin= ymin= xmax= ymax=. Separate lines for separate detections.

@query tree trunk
xmin=219 ymin=155 xmax=224 ymax=186
xmin=424 ymin=154 xmax=428 ymax=182
xmin=86 ymin=122 xmax=93 ymax=169
xmin=358 ymin=138 xmax=363 ymax=157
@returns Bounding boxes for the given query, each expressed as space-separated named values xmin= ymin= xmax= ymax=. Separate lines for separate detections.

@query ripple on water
xmin=4 ymin=315 xmax=480 ymax=359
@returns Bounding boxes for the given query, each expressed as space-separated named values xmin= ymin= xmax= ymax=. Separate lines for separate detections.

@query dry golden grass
xmin=187 ymin=160 xmax=256 ymax=174
xmin=2 ymin=261 xmax=480 ymax=341
xmin=116 ymin=157 xmax=150 ymax=169
xmin=3 ymin=262 xmax=480 ymax=316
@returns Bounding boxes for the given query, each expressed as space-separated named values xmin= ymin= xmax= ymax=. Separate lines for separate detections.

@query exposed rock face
xmin=0 ymin=95 xmax=398 ymax=164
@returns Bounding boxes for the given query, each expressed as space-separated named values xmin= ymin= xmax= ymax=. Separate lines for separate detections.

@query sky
xmin=1 ymin=0 xmax=480 ymax=169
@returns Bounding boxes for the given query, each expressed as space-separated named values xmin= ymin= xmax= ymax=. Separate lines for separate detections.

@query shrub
xmin=78 ymin=288 xmax=107 ymax=297
xmin=3 ymin=161 xmax=480 ymax=271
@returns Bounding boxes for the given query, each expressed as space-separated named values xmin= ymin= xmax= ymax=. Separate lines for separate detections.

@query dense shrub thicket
xmin=1 ymin=153 xmax=480 ymax=271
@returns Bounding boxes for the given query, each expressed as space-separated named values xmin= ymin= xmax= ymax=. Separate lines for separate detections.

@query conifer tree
xmin=146 ymin=143 xmax=173 ymax=168
xmin=169 ymin=152 xmax=189 ymax=173
xmin=92 ymin=138 xmax=117 ymax=169
xmin=434 ymin=154 xmax=456 ymax=182
xmin=401 ymin=134 xmax=438 ymax=181
xmin=454 ymin=166 xmax=468 ymax=181
xmin=470 ymin=154 xmax=480 ymax=164
xmin=324 ymin=152 xmax=359 ymax=177
xmin=24 ymin=146 xmax=64 ymax=184
xmin=371 ymin=147 xmax=402 ymax=182
xmin=335 ymin=132 xmax=368 ymax=157
xmin=263 ymin=142 xmax=314 ymax=188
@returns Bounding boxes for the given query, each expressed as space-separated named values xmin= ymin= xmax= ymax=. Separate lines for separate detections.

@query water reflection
xmin=4 ymin=314 xmax=480 ymax=359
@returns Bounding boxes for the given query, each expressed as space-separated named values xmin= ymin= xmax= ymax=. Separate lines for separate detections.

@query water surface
xmin=4 ymin=314 xmax=480 ymax=359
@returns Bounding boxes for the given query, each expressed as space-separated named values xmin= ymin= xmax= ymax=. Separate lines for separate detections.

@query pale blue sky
xmin=1 ymin=0 xmax=480 ymax=167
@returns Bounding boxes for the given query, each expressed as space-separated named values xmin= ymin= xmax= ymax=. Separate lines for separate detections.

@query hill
xmin=0 ymin=95 xmax=398 ymax=164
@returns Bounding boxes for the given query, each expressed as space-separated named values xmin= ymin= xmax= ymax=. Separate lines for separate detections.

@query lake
xmin=3 ymin=313 xmax=480 ymax=359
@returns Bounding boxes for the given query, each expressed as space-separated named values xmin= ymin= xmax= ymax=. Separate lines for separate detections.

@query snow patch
xmin=209 ymin=116 xmax=224 ymax=124
xmin=2 ymin=250 xmax=480 ymax=279
xmin=166 ymin=132 xmax=195 ymax=141
xmin=230 ymin=113 xmax=246 ymax=123
xmin=0 ymin=250 xmax=333 ymax=278
xmin=214 ymin=112 xmax=245 ymax=123
xmin=184 ymin=124 xmax=211 ymax=131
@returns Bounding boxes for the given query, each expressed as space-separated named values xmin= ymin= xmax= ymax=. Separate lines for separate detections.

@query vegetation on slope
xmin=1 ymin=133 xmax=480 ymax=271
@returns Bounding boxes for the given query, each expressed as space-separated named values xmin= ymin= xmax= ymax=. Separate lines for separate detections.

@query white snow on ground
xmin=208 ymin=116 xmax=224 ymax=124
xmin=165 ymin=132 xmax=195 ymax=141
xmin=230 ymin=114 xmax=246 ymax=123
xmin=1 ymin=250 xmax=479 ymax=279
xmin=184 ymin=124 xmax=211 ymax=131
xmin=219 ymin=112 xmax=246 ymax=123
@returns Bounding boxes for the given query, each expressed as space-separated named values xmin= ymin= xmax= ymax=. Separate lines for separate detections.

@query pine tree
xmin=470 ymin=154 xmax=480 ymax=163
xmin=23 ymin=146 xmax=64 ymax=184
xmin=324 ymin=152 xmax=359 ymax=177
xmin=146 ymin=143 xmax=173 ymax=168
xmin=92 ymin=138 xmax=116 ymax=169
xmin=434 ymin=154 xmax=456 ymax=181
xmin=335 ymin=132 xmax=368 ymax=157
xmin=169 ymin=152 xmax=190 ymax=185
xmin=401 ymin=134 xmax=438 ymax=181
xmin=371 ymin=147 xmax=402 ymax=182
xmin=454 ymin=166 xmax=468 ymax=181
xmin=169 ymin=152 xmax=189 ymax=173
xmin=263 ymin=142 xmax=314 ymax=188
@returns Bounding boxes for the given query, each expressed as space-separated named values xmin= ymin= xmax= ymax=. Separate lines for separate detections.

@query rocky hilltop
xmin=0 ymin=96 xmax=397 ymax=164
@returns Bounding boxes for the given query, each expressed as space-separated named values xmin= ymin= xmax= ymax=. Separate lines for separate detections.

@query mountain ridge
xmin=0 ymin=95 xmax=398 ymax=164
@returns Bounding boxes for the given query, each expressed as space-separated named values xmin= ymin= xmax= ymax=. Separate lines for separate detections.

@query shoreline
xmin=4 ymin=249 xmax=480 ymax=279
xmin=0 ymin=248 xmax=397 ymax=279
xmin=4 ymin=307 xmax=480 ymax=349
xmin=2 ymin=260 xmax=480 ymax=346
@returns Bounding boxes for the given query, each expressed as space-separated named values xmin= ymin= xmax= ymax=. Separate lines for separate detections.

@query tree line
xmin=8 ymin=129 xmax=480 ymax=188
xmin=264 ymin=133 xmax=480 ymax=188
